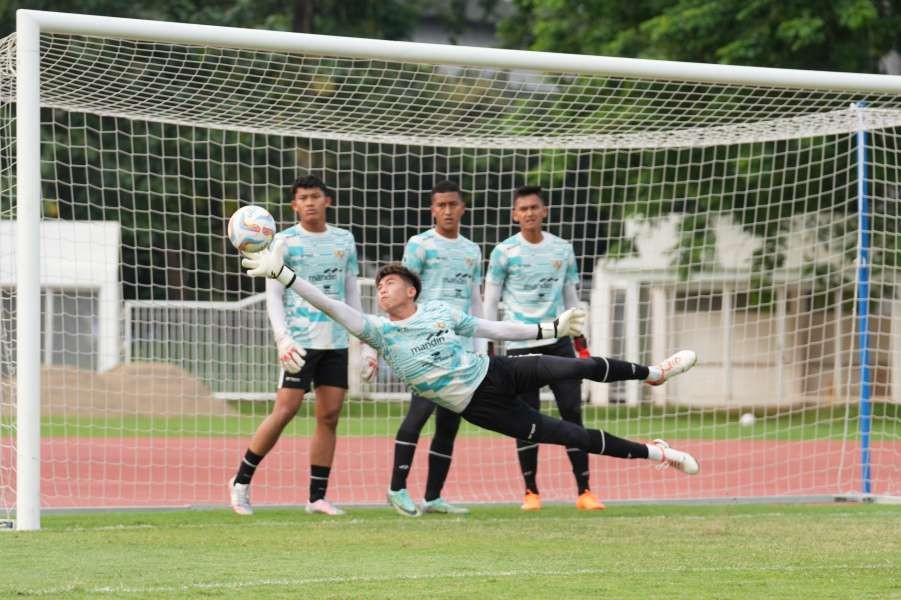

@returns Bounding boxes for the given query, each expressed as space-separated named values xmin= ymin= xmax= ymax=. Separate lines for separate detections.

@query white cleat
xmin=653 ymin=439 xmax=700 ymax=475
xmin=646 ymin=350 xmax=697 ymax=386
xmin=305 ymin=499 xmax=346 ymax=516
xmin=229 ymin=477 xmax=253 ymax=515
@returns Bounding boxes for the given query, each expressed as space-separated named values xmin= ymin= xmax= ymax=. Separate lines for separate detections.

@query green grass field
xmin=3 ymin=504 xmax=899 ymax=599
xmin=40 ymin=401 xmax=901 ymax=441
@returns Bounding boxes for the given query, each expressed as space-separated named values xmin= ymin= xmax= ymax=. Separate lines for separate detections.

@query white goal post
xmin=6 ymin=10 xmax=901 ymax=530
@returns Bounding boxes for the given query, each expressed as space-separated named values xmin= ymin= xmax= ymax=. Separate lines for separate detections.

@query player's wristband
xmin=537 ymin=318 xmax=559 ymax=340
xmin=275 ymin=265 xmax=297 ymax=288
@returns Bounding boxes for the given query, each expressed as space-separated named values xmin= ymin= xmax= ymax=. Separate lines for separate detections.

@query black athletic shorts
xmin=460 ymin=355 xmax=596 ymax=447
xmin=279 ymin=348 xmax=348 ymax=391
xmin=505 ymin=336 xmax=575 ymax=360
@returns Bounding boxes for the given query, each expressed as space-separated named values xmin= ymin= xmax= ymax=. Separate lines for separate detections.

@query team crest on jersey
xmin=334 ymin=249 xmax=346 ymax=259
xmin=434 ymin=321 xmax=446 ymax=330
xmin=464 ymin=257 xmax=474 ymax=268
xmin=552 ymin=260 xmax=562 ymax=270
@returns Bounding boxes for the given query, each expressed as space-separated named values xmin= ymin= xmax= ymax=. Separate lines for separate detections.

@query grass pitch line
xmin=21 ymin=563 xmax=898 ymax=596
xmin=52 ymin=509 xmax=897 ymax=533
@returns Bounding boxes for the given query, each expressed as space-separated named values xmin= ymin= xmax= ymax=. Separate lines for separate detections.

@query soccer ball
xmin=739 ymin=412 xmax=756 ymax=427
xmin=228 ymin=205 xmax=276 ymax=253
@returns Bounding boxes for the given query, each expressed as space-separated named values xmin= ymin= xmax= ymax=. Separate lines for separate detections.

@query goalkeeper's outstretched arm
xmin=469 ymin=309 xmax=585 ymax=343
xmin=243 ymin=243 xmax=370 ymax=344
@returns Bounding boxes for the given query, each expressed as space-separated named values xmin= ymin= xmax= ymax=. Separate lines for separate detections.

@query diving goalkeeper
xmin=241 ymin=243 xmax=700 ymax=473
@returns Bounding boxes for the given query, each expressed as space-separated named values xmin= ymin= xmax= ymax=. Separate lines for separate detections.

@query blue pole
xmin=855 ymin=101 xmax=872 ymax=495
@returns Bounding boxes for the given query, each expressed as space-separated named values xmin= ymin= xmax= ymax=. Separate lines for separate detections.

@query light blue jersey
xmin=486 ymin=232 xmax=578 ymax=350
xmin=277 ymin=224 xmax=358 ymax=349
xmin=358 ymin=301 xmax=489 ymax=413
xmin=402 ymin=229 xmax=482 ymax=313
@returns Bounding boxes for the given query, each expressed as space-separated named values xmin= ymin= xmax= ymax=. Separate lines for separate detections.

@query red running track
xmin=5 ymin=437 xmax=899 ymax=509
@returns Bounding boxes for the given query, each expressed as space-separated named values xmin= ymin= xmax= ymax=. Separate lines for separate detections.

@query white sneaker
xmin=229 ymin=477 xmax=253 ymax=515
xmin=305 ymin=499 xmax=346 ymax=516
xmin=652 ymin=439 xmax=700 ymax=475
xmin=646 ymin=350 xmax=697 ymax=386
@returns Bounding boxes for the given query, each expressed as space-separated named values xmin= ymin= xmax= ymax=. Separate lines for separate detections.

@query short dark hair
xmin=291 ymin=175 xmax=331 ymax=199
xmin=513 ymin=185 xmax=544 ymax=204
xmin=375 ymin=263 xmax=422 ymax=300
xmin=431 ymin=180 xmax=461 ymax=197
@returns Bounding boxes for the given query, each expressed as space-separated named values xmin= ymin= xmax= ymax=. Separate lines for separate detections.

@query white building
xmin=0 ymin=221 xmax=120 ymax=373
xmin=590 ymin=213 xmax=901 ymax=407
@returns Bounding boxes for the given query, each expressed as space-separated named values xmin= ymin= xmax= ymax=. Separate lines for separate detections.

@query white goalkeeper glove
xmin=242 ymin=239 xmax=297 ymax=287
xmin=275 ymin=331 xmax=306 ymax=374
xmin=538 ymin=307 xmax=586 ymax=340
xmin=361 ymin=344 xmax=379 ymax=383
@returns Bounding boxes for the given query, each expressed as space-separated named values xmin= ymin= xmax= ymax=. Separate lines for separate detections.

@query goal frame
xmin=14 ymin=8 xmax=901 ymax=530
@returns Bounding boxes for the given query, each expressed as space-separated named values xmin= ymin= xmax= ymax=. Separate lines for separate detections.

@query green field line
xmin=28 ymin=402 xmax=901 ymax=440
xmin=2 ymin=504 xmax=899 ymax=599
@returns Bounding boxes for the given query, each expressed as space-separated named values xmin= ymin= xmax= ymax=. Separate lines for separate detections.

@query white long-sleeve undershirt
xmin=469 ymin=281 xmax=488 ymax=354
xmin=282 ymin=274 xmax=548 ymax=349
xmin=482 ymin=281 xmax=501 ymax=323
xmin=563 ymin=283 xmax=580 ymax=310
xmin=483 ymin=282 xmax=578 ymax=322
xmin=266 ymin=278 xmax=288 ymax=340
xmin=267 ymin=271 xmax=366 ymax=342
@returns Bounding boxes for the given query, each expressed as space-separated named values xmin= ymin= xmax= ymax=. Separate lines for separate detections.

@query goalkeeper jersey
xmin=402 ymin=229 xmax=482 ymax=313
xmin=357 ymin=300 xmax=489 ymax=413
xmin=277 ymin=223 xmax=359 ymax=349
xmin=486 ymin=232 xmax=579 ymax=350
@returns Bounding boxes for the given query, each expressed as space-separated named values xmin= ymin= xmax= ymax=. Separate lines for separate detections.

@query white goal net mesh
xmin=1 ymin=30 xmax=900 ymax=515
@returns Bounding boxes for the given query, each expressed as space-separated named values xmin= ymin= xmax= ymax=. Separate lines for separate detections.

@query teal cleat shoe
xmin=387 ymin=489 xmax=420 ymax=517
xmin=421 ymin=497 xmax=469 ymax=515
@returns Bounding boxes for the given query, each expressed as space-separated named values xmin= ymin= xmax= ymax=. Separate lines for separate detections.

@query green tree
xmin=500 ymin=0 xmax=901 ymax=73
xmin=0 ymin=0 xmax=424 ymax=39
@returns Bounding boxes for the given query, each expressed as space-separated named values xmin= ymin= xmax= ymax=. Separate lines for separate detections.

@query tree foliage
xmin=499 ymin=0 xmax=901 ymax=73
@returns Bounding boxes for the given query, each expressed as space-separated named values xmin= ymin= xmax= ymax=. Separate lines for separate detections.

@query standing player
xmin=387 ymin=180 xmax=483 ymax=517
xmin=484 ymin=185 xmax=601 ymax=512
xmin=229 ymin=175 xmax=376 ymax=516
xmin=239 ymin=250 xmax=700 ymax=486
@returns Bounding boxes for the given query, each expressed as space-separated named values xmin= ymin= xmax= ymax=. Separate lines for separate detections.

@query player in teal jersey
xmin=484 ymin=185 xmax=600 ymax=512
xmin=388 ymin=180 xmax=483 ymax=517
xmin=229 ymin=175 xmax=377 ymax=517
xmin=239 ymin=249 xmax=702 ymax=496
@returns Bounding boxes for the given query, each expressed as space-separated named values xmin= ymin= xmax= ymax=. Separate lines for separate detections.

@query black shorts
xmin=460 ymin=355 xmax=594 ymax=447
xmin=505 ymin=337 xmax=582 ymax=418
xmin=279 ymin=348 xmax=349 ymax=391
xmin=505 ymin=337 xmax=575 ymax=359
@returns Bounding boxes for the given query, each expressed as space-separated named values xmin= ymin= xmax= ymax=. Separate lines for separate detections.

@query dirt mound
xmin=3 ymin=363 xmax=234 ymax=417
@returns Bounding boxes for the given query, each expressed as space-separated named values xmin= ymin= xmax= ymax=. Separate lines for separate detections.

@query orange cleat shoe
xmin=521 ymin=491 xmax=542 ymax=512
xmin=575 ymin=490 xmax=606 ymax=511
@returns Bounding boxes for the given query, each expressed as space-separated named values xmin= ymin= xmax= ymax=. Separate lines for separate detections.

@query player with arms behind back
xmin=239 ymin=247 xmax=701 ymax=496
xmin=484 ymin=185 xmax=601 ymax=512
xmin=386 ymin=180 xmax=484 ymax=517
xmin=228 ymin=175 xmax=375 ymax=516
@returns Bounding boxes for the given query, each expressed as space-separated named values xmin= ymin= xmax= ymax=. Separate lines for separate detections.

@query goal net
xmin=3 ymin=14 xmax=901 ymax=523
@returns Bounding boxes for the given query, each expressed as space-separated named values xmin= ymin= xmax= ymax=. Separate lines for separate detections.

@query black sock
xmin=309 ymin=464 xmax=331 ymax=502
xmin=517 ymin=440 xmax=539 ymax=494
xmin=594 ymin=357 xmax=649 ymax=382
xmin=567 ymin=448 xmax=590 ymax=494
xmin=425 ymin=449 xmax=452 ymax=502
xmin=234 ymin=449 xmax=264 ymax=485
xmin=390 ymin=430 xmax=419 ymax=491
xmin=588 ymin=429 xmax=649 ymax=459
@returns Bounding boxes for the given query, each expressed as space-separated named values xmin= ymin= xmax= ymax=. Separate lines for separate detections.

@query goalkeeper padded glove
xmin=538 ymin=307 xmax=586 ymax=340
xmin=241 ymin=239 xmax=297 ymax=287
xmin=275 ymin=331 xmax=306 ymax=374
xmin=361 ymin=344 xmax=379 ymax=383
xmin=573 ymin=334 xmax=591 ymax=359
